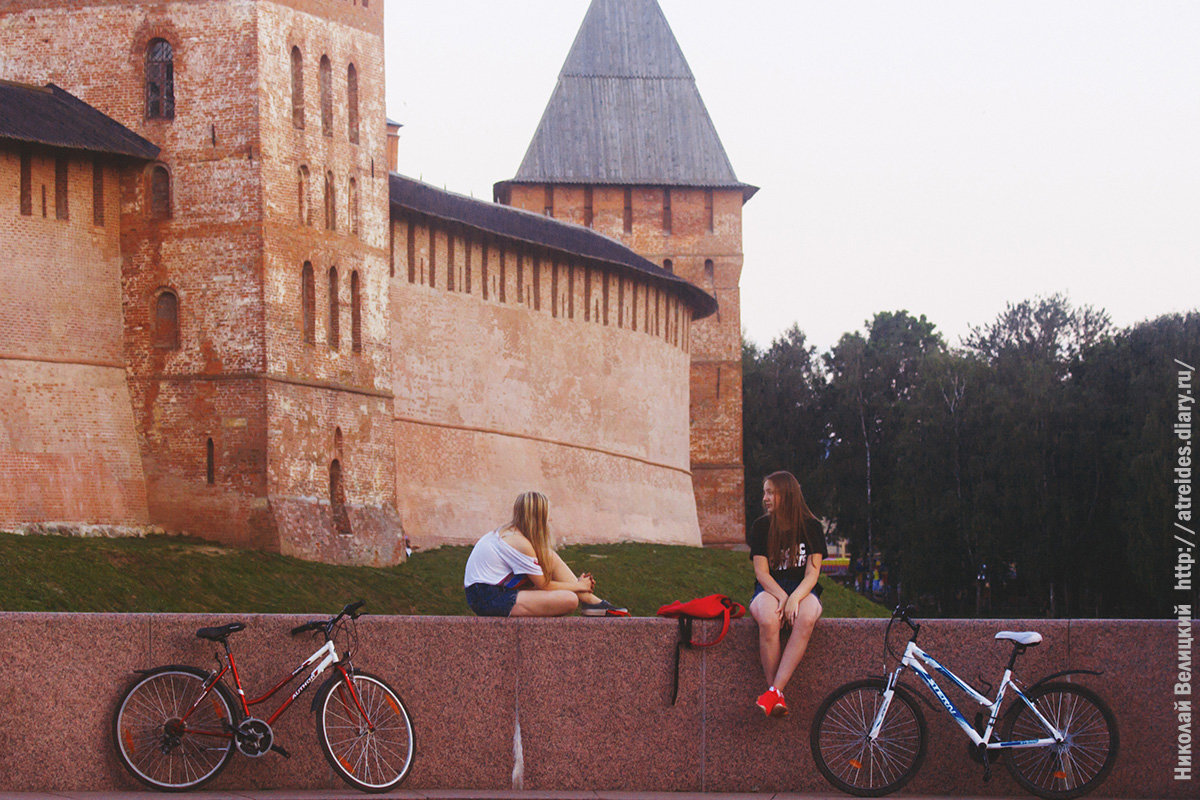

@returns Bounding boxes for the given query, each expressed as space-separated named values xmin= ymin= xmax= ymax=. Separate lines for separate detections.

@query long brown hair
xmin=765 ymin=471 xmax=821 ymax=569
xmin=506 ymin=491 xmax=554 ymax=572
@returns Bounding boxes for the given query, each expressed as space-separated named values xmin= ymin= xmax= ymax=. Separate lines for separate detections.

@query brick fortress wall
xmin=0 ymin=143 xmax=149 ymax=527
xmin=388 ymin=209 xmax=703 ymax=547
xmin=0 ymin=0 xmax=403 ymax=563
xmin=504 ymin=184 xmax=747 ymax=546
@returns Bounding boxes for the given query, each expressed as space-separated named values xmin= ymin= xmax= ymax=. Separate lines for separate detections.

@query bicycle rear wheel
xmin=316 ymin=670 xmax=415 ymax=792
xmin=811 ymin=678 xmax=927 ymax=797
xmin=112 ymin=666 xmax=236 ymax=791
xmin=1001 ymin=682 xmax=1118 ymax=799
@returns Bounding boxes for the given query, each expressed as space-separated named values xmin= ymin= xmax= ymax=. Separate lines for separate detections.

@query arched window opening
xmin=349 ymin=176 xmax=359 ymax=235
xmin=153 ymin=290 xmax=180 ymax=350
xmin=350 ymin=270 xmax=362 ymax=353
xmin=298 ymin=165 xmax=310 ymax=226
xmin=583 ymin=187 xmax=593 ymax=227
xmin=93 ymin=156 xmax=105 ymax=227
xmin=205 ymin=438 xmax=215 ymax=485
xmin=55 ymin=156 xmax=68 ymax=220
xmin=290 ymin=46 xmax=304 ymax=128
xmin=149 ymin=166 xmax=170 ymax=219
xmin=19 ymin=150 xmax=32 ymax=216
xmin=623 ymin=188 xmax=632 ymax=233
xmin=347 ymin=63 xmax=359 ymax=143
xmin=324 ymin=170 xmax=336 ymax=230
xmin=328 ymin=266 xmax=340 ymax=349
xmin=329 ymin=459 xmax=351 ymax=536
xmin=704 ymin=259 xmax=715 ymax=283
xmin=145 ymin=38 xmax=175 ymax=119
xmin=301 ymin=262 xmax=315 ymax=343
xmin=663 ymin=258 xmax=673 ymax=274
xmin=319 ymin=55 xmax=332 ymax=136
xmin=543 ymin=185 xmax=553 ymax=217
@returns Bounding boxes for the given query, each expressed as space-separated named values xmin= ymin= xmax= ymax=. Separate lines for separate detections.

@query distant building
xmin=0 ymin=0 xmax=749 ymax=561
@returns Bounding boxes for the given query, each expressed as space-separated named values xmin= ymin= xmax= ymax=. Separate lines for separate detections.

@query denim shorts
xmin=752 ymin=577 xmax=823 ymax=601
xmin=465 ymin=582 xmax=520 ymax=617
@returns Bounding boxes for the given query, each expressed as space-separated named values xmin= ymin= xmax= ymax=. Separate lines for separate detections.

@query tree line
xmin=742 ymin=295 xmax=1199 ymax=618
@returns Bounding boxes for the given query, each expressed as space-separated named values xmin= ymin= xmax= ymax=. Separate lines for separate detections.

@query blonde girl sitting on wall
xmin=463 ymin=491 xmax=628 ymax=617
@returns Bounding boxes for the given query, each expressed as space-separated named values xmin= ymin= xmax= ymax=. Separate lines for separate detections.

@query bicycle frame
xmin=872 ymin=639 xmax=1064 ymax=752
xmin=179 ymin=636 xmax=367 ymax=735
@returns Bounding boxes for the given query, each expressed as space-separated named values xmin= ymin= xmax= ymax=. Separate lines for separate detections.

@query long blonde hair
xmin=506 ymin=491 xmax=554 ymax=572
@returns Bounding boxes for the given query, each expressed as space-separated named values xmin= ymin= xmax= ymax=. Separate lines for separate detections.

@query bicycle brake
xmin=271 ymin=744 xmax=291 ymax=759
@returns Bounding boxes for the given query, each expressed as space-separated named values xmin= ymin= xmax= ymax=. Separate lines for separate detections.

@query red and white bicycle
xmin=112 ymin=601 xmax=413 ymax=793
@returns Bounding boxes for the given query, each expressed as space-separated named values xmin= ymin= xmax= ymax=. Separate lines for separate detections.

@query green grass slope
xmin=0 ymin=533 xmax=888 ymax=618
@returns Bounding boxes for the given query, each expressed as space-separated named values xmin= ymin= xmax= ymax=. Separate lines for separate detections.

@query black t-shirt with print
xmin=748 ymin=513 xmax=829 ymax=588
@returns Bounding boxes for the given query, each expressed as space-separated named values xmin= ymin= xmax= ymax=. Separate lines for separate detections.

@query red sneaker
xmin=755 ymin=687 xmax=787 ymax=716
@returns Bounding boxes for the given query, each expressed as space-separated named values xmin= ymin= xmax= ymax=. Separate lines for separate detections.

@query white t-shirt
xmin=463 ymin=529 xmax=544 ymax=587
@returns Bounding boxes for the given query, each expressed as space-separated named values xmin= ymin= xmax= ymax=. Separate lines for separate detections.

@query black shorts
xmin=753 ymin=577 xmax=823 ymax=601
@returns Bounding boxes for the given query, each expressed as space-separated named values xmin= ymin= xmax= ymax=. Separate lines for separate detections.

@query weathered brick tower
xmin=496 ymin=0 xmax=756 ymax=545
xmin=0 ymin=0 xmax=403 ymax=563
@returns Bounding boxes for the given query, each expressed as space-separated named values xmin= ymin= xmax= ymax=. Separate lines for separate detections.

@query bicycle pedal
xmin=271 ymin=744 xmax=291 ymax=759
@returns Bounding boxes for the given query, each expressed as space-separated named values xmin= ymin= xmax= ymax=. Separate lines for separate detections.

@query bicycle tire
xmin=315 ymin=670 xmax=415 ymax=792
xmin=811 ymin=678 xmax=928 ymax=797
xmin=112 ymin=665 xmax=236 ymax=791
xmin=1001 ymin=682 xmax=1118 ymax=799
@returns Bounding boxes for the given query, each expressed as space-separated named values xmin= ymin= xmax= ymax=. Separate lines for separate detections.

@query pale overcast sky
xmin=384 ymin=1 xmax=1200 ymax=351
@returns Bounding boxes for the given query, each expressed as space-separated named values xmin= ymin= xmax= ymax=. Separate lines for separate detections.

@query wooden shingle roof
xmin=390 ymin=173 xmax=718 ymax=319
xmin=0 ymin=81 xmax=159 ymax=160
xmin=501 ymin=0 xmax=755 ymax=200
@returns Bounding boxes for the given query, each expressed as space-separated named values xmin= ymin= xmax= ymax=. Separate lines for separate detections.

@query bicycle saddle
xmin=196 ymin=622 xmax=246 ymax=642
xmin=995 ymin=631 xmax=1042 ymax=646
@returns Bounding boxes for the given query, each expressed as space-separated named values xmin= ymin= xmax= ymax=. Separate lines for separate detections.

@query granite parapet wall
xmin=0 ymin=613 xmax=1190 ymax=797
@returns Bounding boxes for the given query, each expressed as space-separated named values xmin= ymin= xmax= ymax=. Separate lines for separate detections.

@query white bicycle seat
xmin=995 ymin=631 xmax=1042 ymax=646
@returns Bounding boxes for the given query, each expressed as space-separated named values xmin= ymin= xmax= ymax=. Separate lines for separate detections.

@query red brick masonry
xmin=1 ymin=614 xmax=1191 ymax=796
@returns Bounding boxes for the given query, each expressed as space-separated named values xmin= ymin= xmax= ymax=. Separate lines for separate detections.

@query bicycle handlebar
xmin=289 ymin=600 xmax=366 ymax=637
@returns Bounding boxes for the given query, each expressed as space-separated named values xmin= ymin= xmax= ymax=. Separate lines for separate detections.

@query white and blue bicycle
xmin=810 ymin=605 xmax=1118 ymax=799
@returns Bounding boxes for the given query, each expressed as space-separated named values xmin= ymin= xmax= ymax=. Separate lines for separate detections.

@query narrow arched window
xmin=704 ymin=259 xmax=715 ymax=284
xmin=350 ymin=270 xmax=361 ymax=352
xmin=301 ymin=262 xmax=315 ymax=343
xmin=623 ymin=188 xmax=633 ymax=233
xmin=349 ymin=176 xmax=359 ymax=235
xmin=319 ymin=55 xmax=332 ymax=136
xmin=347 ymin=63 xmax=359 ymax=143
xmin=290 ymin=46 xmax=304 ymax=128
xmin=663 ymin=258 xmax=673 ymax=274
xmin=328 ymin=266 xmax=340 ymax=349
xmin=329 ymin=459 xmax=351 ymax=536
xmin=153 ymin=290 xmax=180 ymax=350
xmin=205 ymin=438 xmax=215 ymax=485
xmin=324 ymin=170 xmax=336 ymax=230
xmin=145 ymin=38 xmax=175 ymax=119
xmin=149 ymin=166 xmax=170 ymax=219
xmin=19 ymin=150 xmax=32 ymax=216
xmin=298 ymin=165 xmax=310 ymax=225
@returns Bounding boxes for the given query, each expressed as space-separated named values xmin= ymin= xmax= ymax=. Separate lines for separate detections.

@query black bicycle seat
xmin=196 ymin=622 xmax=246 ymax=642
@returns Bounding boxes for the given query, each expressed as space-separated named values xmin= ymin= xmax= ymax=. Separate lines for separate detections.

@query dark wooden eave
xmin=389 ymin=173 xmax=717 ymax=320
xmin=0 ymin=81 xmax=160 ymax=160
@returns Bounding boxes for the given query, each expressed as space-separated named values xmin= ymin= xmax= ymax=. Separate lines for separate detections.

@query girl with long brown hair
xmin=747 ymin=471 xmax=827 ymax=716
xmin=463 ymin=491 xmax=627 ymax=617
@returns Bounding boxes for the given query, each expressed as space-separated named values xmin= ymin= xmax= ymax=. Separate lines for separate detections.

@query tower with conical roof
xmin=496 ymin=0 xmax=755 ymax=545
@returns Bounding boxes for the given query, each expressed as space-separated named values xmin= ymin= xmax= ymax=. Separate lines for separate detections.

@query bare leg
xmin=547 ymin=551 xmax=601 ymax=605
xmin=510 ymin=589 xmax=578 ymax=617
xmin=771 ymin=593 xmax=822 ymax=692
xmin=750 ymin=592 xmax=784 ymax=685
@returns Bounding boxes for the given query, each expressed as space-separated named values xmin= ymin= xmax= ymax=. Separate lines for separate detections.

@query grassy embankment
xmin=0 ymin=532 xmax=888 ymax=618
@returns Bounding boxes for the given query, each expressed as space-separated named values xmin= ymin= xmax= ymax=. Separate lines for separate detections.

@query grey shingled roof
xmin=502 ymin=0 xmax=755 ymax=200
xmin=0 ymin=81 xmax=159 ymax=160
xmin=390 ymin=173 xmax=717 ymax=319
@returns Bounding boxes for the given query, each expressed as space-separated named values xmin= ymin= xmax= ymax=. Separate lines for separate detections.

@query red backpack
xmin=657 ymin=594 xmax=746 ymax=704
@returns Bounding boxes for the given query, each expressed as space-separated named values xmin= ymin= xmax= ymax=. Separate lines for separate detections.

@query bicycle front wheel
xmin=112 ymin=666 xmax=236 ymax=791
xmin=811 ymin=678 xmax=927 ymax=797
xmin=1001 ymin=682 xmax=1118 ymax=799
xmin=316 ymin=670 xmax=415 ymax=792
